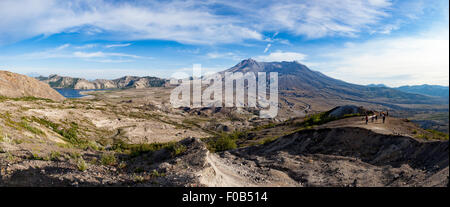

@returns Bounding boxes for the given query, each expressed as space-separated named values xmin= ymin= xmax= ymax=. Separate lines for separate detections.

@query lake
xmin=55 ymin=88 xmax=108 ymax=98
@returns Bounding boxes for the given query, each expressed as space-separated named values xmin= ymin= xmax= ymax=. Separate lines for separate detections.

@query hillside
xmin=0 ymin=71 xmax=65 ymax=101
xmin=36 ymin=74 xmax=167 ymax=90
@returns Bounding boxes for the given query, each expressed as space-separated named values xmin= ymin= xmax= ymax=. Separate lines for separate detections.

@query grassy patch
xmin=19 ymin=118 xmax=45 ymax=136
xmin=205 ymin=131 xmax=247 ymax=152
xmin=13 ymin=139 xmax=24 ymax=144
xmin=416 ymin=129 xmax=449 ymax=141
xmin=29 ymin=152 xmax=45 ymax=160
xmin=112 ymin=140 xmax=187 ymax=158
xmin=0 ymin=96 xmax=53 ymax=103
xmin=257 ymin=136 xmax=279 ymax=145
xmin=31 ymin=117 xmax=99 ymax=150
xmin=0 ymin=127 xmax=4 ymax=142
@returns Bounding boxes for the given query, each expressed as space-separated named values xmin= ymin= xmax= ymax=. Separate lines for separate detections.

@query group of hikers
xmin=365 ymin=110 xmax=388 ymax=124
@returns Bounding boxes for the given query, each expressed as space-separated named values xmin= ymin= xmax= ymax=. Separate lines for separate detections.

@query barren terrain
xmin=1 ymin=87 xmax=448 ymax=186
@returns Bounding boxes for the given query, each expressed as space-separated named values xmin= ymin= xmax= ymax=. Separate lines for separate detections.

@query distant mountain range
xmin=367 ymin=83 xmax=449 ymax=98
xmin=225 ymin=59 xmax=447 ymax=106
xmin=32 ymin=59 xmax=448 ymax=106
xmin=395 ymin=85 xmax=449 ymax=98
xmin=36 ymin=74 xmax=167 ymax=90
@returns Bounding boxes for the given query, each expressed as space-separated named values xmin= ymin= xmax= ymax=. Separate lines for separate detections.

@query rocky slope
xmin=0 ymin=71 xmax=65 ymax=101
xmin=36 ymin=74 xmax=167 ymax=89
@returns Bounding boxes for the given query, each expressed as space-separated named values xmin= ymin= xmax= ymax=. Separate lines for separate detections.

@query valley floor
xmin=0 ymin=88 xmax=448 ymax=186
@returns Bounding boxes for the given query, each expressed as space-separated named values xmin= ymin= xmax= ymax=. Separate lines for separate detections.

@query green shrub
xmin=77 ymin=158 xmax=88 ymax=172
xmin=133 ymin=174 xmax=145 ymax=183
xmin=13 ymin=139 xmax=24 ymax=144
xmin=49 ymin=151 xmax=61 ymax=161
xmin=150 ymin=169 xmax=165 ymax=177
xmin=101 ymin=153 xmax=117 ymax=166
xmin=112 ymin=140 xmax=186 ymax=158
xmin=70 ymin=152 xmax=82 ymax=159
xmin=209 ymin=134 xmax=237 ymax=152
xmin=166 ymin=143 xmax=187 ymax=157
xmin=0 ymin=126 xmax=4 ymax=142
xmin=29 ymin=152 xmax=44 ymax=160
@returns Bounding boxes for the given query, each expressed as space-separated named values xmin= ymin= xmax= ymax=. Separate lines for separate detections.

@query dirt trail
xmin=320 ymin=116 xmax=430 ymax=137
xmin=198 ymin=152 xmax=257 ymax=187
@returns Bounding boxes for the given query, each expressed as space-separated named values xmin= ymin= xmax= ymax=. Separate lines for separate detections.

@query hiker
xmin=375 ymin=113 xmax=378 ymax=122
xmin=365 ymin=115 xmax=368 ymax=124
xmin=386 ymin=110 xmax=389 ymax=117
xmin=371 ymin=115 xmax=374 ymax=122
xmin=382 ymin=113 xmax=386 ymax=123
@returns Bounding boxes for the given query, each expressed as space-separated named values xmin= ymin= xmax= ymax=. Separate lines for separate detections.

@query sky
xmin=0 ymin=0 xmax=448 ymax=87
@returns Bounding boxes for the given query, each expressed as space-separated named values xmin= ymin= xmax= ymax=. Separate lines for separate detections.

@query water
xmin=55 ymin=88 xmax=107 ymax=98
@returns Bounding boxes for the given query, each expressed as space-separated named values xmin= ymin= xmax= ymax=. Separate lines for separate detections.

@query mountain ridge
xmin=368 ymin=83 xmax=449 ymax=98
xmin=36 ymin=74 xmax=167 ymax=90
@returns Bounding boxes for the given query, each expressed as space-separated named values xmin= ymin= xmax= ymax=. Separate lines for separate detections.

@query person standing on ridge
xmin=382 ymin=113 xmax=386 ymax=123
xmin=365 ymin=115 xmax=369 ymax=124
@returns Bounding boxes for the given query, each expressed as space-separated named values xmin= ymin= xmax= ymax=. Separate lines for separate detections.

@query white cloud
xmin=263 ymin=43 xmax=271 ymax=53
xmin=206 ymin=52 xmax=241 ymax=60
xmin=263 ymin=0 xmax=391 ymax=38
xmin=0 ymin=0 xmax=263 ymax=45
xmin=315 ymin=33 xmax=449 ymax=86
xmin=105 ymin=43 xmax=131 ymax=48
xmin=74 ymin=44 xmax=97 ymax=49
xmin=72 ymin=51 xmax=142 ymax=59
xmin=255 ymin=51 xmax=307 ymax=62
xmin=4 ymin=44 xmax=143 ymax=62
xmin=0 ymin=0 xmax=399 ymax=45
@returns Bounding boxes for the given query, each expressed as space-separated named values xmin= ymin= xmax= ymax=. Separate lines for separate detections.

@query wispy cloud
xmin=255 ymin=51 xmax=307 ymax=62
xmin=0 ymin=0 xmax=263 ymax=45
xmin=206 ymin=52 xmax=241 ymax=60
xmin=0 ymin=0 xmax=400 ymax=45
xmin=105 ymin=43 xmax=131 ymax=48
xmin=72 ymin=51 xmax=141 ymax=59
xmin=263 ymin=44 xmax=272 ymax=53
xmin=6 ymin=44 xmax=144 ymax=62
xmin=74 ymin=44 xmax=97 ymax=49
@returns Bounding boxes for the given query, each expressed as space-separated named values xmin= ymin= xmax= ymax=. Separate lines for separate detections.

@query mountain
xmin=36 ymin=74 xmax=167 ymax=89
xmin=224 ymin=59 xmax=447 ymax=105
xmin=0 ymin=71 xmax=65 ymax=101
xmin=367 ymin=84 xmax=388 ymax=88
xmin=395 ymin=85 xmax=449 ymax=98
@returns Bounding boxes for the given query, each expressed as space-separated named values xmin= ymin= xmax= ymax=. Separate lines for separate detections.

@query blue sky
xmin=0 ymin=0 xmax=448 ymax=86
